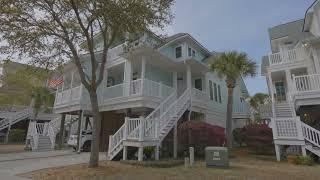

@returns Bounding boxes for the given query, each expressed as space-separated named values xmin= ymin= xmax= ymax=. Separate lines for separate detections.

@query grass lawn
xmin=20 ymin=147 xmax=320 ymax=180
xmin=0 ymin=144 xmax=25 ymax=154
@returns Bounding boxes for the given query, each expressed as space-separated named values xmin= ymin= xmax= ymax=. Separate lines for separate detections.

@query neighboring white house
xmin=50 ymin=32 xmax=250 ymax=161
xmin=260 ymin=1 xmax=320 ymax=161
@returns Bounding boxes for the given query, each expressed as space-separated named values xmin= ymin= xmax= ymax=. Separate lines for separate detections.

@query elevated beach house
xmin=260 ymin=1 xmax=320 ymax=161
xmin=48 ymin=32 xmax=250 ymax=160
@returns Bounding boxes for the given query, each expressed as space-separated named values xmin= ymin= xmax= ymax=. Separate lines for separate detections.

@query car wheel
xmin=83 ymin=141 xmax=91 ymax=152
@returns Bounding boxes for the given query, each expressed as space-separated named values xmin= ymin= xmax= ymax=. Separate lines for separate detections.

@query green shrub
xmin=8 ymin=129 xmax=25 ymax=143
xmin=233 ymin=128 xmax=245 ymax=146
xmin=295 ymin=155 xmax=314 ymax=166
xmin=144 ymin=146 xmax=154 ymax=159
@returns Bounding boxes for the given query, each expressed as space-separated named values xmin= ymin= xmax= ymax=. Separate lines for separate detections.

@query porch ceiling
xmin=128 ymin=46 xmax=178 ymax=71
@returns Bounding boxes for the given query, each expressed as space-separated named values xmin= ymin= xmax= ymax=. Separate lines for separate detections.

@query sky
xmin=164 ymin=0 xmax=315 ymax=96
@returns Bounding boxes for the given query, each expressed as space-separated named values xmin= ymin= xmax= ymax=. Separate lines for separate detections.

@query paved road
xmin=0 ymin=150 xmax=106 ymax=180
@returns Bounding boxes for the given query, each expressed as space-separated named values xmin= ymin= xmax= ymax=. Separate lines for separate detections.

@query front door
xmin=274 ymin=81 xmax=286 ymax=102
xmin=177 ymin=77 xmax=186 ymax=97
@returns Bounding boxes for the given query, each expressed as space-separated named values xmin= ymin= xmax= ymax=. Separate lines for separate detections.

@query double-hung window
xmin=213 ymin=83 xmax=218 ymax=102
xmin=218 ymin=85 xmax=222 ymax=103
xmin=209 ymin=80 xmax=213 ymax=101
xmin=175 ymin=46 xmax=182 ymax=58
xmin=188 ymin=47 xmax=196 ymax=57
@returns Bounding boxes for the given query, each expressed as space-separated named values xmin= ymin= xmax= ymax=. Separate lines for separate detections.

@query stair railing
xmin=108 ymin=125 xmax=125 ymax=155
xmin=107 ymin=89 xmax=178 ymax=159
xmin=301 ymin=122 xmax=320 ymax=148
xmin=158 ymin=88 xmax=191 ymax=140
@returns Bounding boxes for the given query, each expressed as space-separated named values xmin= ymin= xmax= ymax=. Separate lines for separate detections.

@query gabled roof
xmin=158 ymin=33 xmax=213 ymax=57
xmin=268 ymin=19 xmax=309 ymax=41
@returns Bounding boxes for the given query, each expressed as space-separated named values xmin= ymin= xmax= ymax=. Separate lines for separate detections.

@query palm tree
xmin=209 ymin=51 xmax=257 ymax=148
xmin=31 ymin=86 xmax=54 ymax=118
xmin=249 ymin=93 xmax=269 ymax=110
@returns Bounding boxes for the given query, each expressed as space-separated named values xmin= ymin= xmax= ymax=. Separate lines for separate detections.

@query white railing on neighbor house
xmin=301 ymin=122 xmax=320 ymax=148
xmin=192 ymin=88 xmax=208 ymax=103
xmin=107 ymin=44 xmax=124 ymax=61
xmin=54 ymin=85 xmax=84 ymax=106
xmin=293 ymin=74 xmax=320 ymax=93
xmin=272 ymin=117 xmax=303 ymax=140
xmin=233 ymin=101 xmax=250 ymax=115
xmin=103 ymin=78 xmax=174 ymax=101
xmin=268 ymin=47 xmax=307 ymax=66
xmin=258 ymin=103 xmax=272 ymax=119
xmin=0 ymin=108 xmax=32 ymax=131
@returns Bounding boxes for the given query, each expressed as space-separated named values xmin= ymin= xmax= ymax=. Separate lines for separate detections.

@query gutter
xmin=302 ymin=0 xmax=318 ymax=32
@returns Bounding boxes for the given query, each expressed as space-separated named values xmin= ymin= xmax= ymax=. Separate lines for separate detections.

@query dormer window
xmin=175 ymin=46 xmax=182 ymax=58
xmin=188 ymin=47 xmax=196 ymax=57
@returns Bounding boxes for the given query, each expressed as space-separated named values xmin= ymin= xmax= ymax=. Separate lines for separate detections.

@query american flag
xmin=48 ymin=76 xmax=63 ymax=89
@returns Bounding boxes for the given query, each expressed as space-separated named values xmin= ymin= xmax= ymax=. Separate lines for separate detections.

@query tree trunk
xmin=88 ymin=90 xmax=101 ymax=168
xmin=226 ymin=87 xmax=234 ymax=149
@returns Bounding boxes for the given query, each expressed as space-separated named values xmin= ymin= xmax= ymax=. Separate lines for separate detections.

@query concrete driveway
xmin=0 ymin=150 xmax=106 ymax=180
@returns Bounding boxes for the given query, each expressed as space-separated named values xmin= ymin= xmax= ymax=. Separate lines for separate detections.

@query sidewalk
xmin=0 ymin=149 xmax=75 ymax=162
xmin=0 ymin=151 xmax=106 ymax=180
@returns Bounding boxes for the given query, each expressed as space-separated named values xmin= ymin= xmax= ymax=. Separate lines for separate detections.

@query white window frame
xmin=188 ymin=46 xmax=196 ymax=57
xmin=175 ymin=45 xmax=182 ymax=59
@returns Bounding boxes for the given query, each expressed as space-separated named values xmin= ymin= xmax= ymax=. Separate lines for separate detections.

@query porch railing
xmin=103 ymin=78 xmax=174 ymax=101
xmin=293 ymin=74 xmax=320 ymax=93
xmin=233 ymin=101 xmax=250 ymax=114
xmin=54 ymin=85 xmax=84 ymax=106
xmin=268 ymin=47 xmax=307 ymax=66
xmin=192 ymin=88 xmax=208 ymax=103
xmin=272 ymin=117 xmax=303 ymax=140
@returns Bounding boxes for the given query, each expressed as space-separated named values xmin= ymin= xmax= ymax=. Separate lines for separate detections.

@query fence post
xmin=139 ymin=116 xmax=145 ymax=141
xmin=108 ymin=135 xmax=112 ymax=155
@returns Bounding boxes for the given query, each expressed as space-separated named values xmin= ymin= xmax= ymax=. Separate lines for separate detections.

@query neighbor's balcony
xmin=292 ymin=74 xmax=320 ymax=107
xmin=233 ymin=101 xmax=251 ymax=119
xmin=54 ymin=84 xmax=89 ymax=111
xmin=268 ymin=47 xmax=307 ymax=67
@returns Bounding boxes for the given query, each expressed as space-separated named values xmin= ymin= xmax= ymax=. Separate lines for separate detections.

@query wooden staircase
xmin=0 ymin=107 xmax=32 ymax=131
xmin=107 ymin=88 xmax=191 ymax=160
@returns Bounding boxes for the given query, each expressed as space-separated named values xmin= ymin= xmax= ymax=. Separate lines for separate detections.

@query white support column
xmin=155 ymin=145 xmax=160 ymax=161
xmin=267 ymin=72 xmax=274 ymax=102
xmin=139 ymin=116 xmax=145 ymax=142
xmin=186 ymin=65 xmax=192 ymax=90
xmin=124 ymin=117 xmax=128 ymax=140
xmin=123 ymin=146 xmax=128 ymax=160
xmin=285 ymin=69 xmax=292 ymax=101
xmin=173 ymin=72 xmax=178 ymax=97
xmin=70 ymin=71 xmax=74 ymax=89
xmin=301 ymin=145 xmax=307 ymax=157
xmin=104 ymin=68 xmax=108 ymax=86
xmin=173 ymin=123 xmax=178 ymax=159
xmin=275 ymin=144 xmax=281 ymax=161
xmin=123 ymin=60 xmax=132 ymax=96
xmin=138 ymin=146 xmax=144 ymax=161
xmin=141 ymin=56 xmax=146 ymax=95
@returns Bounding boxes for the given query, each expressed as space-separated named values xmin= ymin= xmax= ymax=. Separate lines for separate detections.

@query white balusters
xmin=268 ymin=47 xmax=306 ymax=66
xmin=301 ymin=122 xmax=320 ymax=148
xmin=294 ymin=74 xmax=320 ymax=93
